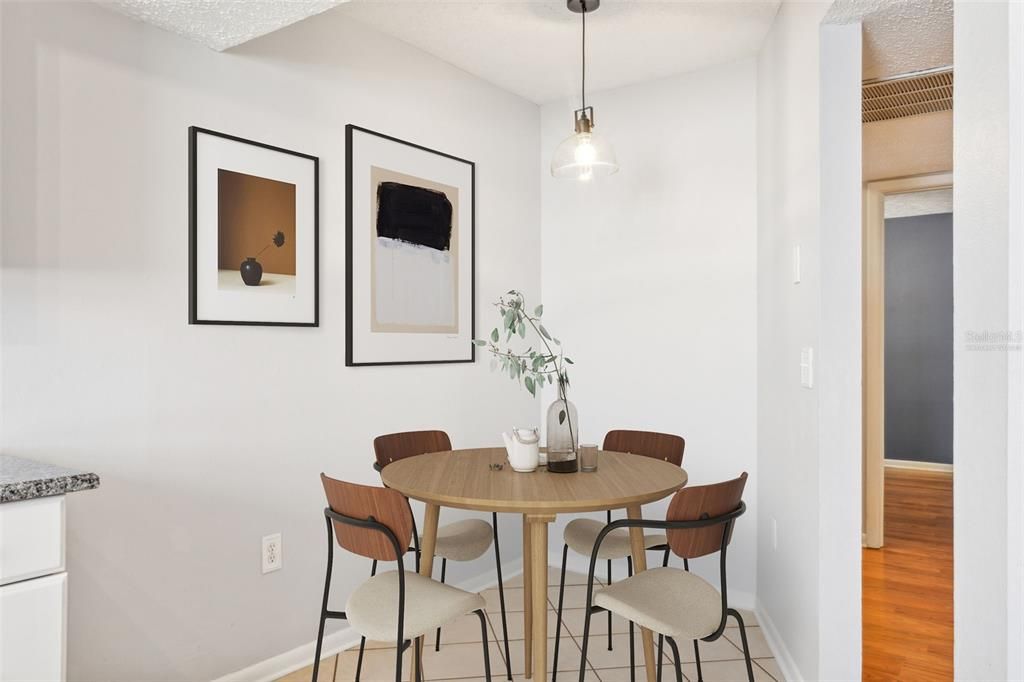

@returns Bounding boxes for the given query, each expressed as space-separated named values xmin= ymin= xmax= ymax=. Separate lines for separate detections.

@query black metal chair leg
xmin=606 ymin=510 xmax=613 ymax=652
xmin=657 ymin=547 xmax=668 ymax=682
xmin=355 ymin=559 xmax=378 ymax=682
xmin=657 ymin=635 xmax=665 ymax=682
xmin=692 ymin=640 xmax=703 ymax=682
xmin=665 ymin=637 xmax=684 ymax=682
xmin=728 ymin=608 xmax=756 ymax=682
xmin=578 ymin=604 xmax=595 ymax=682
xmin=552 ymin=544 xmax=570 ymax=682
xmin=434 ymin=558 xmax=447 ymax=651
xmin=491 ymin=513 xmax=513 ymax=681
xmin=313 ymin=518 xmax=335 ymax=682
xmin=475 ymin=609 xmax=494 ymax=682
xmin=394 ymin=639 xmax=405 ymax=682
xmin=627 ymin=557 xmax=635 ymax=682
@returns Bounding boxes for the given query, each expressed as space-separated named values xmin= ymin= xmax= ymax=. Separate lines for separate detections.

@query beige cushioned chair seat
xmin=347 ymin=571 xmax=485 ymax=641
xmin=422 ymin=518 xmax=494 ymax=562
xmin=564 ymin=518 xmax=668 ymax=560
xmin=593 ymin=567 xmax=722 ymax=641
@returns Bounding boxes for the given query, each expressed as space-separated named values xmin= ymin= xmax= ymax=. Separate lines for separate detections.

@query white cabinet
xmin=0 ymin=496 xmax=65 ymax=584
xmin=0 ymin=573 xmax=67 ymax=682
xmin=0 ymin=496 xmax=67 ymax=682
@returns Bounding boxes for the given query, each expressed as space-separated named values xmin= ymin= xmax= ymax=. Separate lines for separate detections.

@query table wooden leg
xmin=626 ymin=504 xmax=657 ymax=682
xmin=522 ymin=514 xmax=533 ymax=679
xmin=526 ymin=514 xmax=553 ymax=682
xmin=412 ymin=503 xmax=440 ymax=682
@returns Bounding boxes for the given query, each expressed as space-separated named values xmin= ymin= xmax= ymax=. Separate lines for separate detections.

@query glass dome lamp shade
xmin=550 ymin=107 xmax=618 ymax=180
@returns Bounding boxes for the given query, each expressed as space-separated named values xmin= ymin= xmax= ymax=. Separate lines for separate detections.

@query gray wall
xmin=885 ymin=212 xmax=954 ymax=464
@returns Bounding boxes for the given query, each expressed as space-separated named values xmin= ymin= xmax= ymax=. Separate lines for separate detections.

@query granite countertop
xmin=0 ymin=454 xmax=100 ymax=503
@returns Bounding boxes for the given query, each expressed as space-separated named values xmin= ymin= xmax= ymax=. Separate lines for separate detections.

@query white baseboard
xmin=755 ymin=598 xmax=803 ymax=682
xmin=211 ymin=561 xmax=522 ymax=682
xmin=884 ymin=458 xmax=953 ymax=473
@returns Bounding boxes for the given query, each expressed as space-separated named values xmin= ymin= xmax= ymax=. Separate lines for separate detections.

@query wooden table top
xmin=380 ymin=447 xmax=688 ymax=514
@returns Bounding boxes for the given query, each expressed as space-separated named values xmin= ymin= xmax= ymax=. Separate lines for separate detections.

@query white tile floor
xmin=278 ymin=569 xmax=782 ymax=682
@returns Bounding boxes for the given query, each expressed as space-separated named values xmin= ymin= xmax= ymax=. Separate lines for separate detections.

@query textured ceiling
xmin=826 ymin=0 xmax=953 ymax=80
xmin=103 ymin=0 xmax=350 ymax=51
xmin=336 ymin=1 xmax=781 ymax=104
xmin=885 ymin=188 xmax=953 ymax=219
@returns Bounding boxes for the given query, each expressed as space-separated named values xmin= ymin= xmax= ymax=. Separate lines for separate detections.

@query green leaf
xmin=535 ymin=304 xmax=544 ymax=317
xmin=559 ymin=409 xmax=567 ymax=425
xmin=537 ymin=374 xmax=546 ymax=387
xmin=539 ymin=324 xmax=552 ymax=340
xmin=489 ymin=358 xmax=498 ymax=371
xmin=553 ymin=338 xmax=561 ymax=345
xmin=565 ymin=357 xmax=574 ymax=364
xmin=490 ymin=328 xmax=499 ymax=343
xmin=518 ymin=321 xmax=526 ymax=338
xmin=473 ymin=339 xmax=487 ymax=346
xmin=525 ymin=376 xmax=536 ymax=396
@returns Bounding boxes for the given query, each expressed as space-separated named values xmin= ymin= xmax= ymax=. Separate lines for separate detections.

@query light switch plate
xmin=800 ymin=347 xmax=814 ymax=388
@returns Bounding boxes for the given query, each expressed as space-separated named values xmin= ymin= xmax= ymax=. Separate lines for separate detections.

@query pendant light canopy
xmin=550 ymin=0 xmax=618 ymax=181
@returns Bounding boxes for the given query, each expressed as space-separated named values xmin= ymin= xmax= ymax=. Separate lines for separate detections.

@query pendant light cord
xmin=581 ymin=2 xmax=587 ymax=111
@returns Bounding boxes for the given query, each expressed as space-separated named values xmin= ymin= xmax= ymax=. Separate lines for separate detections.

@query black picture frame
xmin=345 ymin=124 xmax=476 ymax=366
xmin=188 ymin=126 xmax=319 ymax=327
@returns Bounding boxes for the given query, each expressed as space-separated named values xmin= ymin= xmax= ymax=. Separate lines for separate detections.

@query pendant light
xmin=550 ymin=0 xmax=618 ymax=181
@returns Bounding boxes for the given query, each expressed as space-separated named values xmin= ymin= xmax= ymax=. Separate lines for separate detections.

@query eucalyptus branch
xmin=473 ymin=290 xmax=577 ymax=454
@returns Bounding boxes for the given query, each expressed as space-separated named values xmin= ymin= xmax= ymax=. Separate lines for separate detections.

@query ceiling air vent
xmin=862 ymin=67 xmax=953 ymax=123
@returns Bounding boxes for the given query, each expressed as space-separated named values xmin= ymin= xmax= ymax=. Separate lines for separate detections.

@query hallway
xmin=862 ymin=468 xmax=953 ymax=681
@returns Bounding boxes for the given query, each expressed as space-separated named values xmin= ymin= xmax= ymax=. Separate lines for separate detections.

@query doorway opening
xmin=862 ymin=173 xmax=954 ymax=680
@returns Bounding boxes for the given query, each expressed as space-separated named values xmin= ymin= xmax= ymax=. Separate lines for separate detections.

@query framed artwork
xmin=189 ymin=127 xmax=318 ymax=326
xmin=346 ymin=125 xmax=475 ymax=366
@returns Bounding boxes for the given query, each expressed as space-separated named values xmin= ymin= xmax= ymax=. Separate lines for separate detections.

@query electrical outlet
xmin=771 ymin=517 xmax=778 ymax=551
xmin=262 ymin=533 xmax=282 ymax=574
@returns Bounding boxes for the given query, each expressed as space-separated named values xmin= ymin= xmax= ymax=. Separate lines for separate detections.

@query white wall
xmin=953 ymin=1 xmax=1015 ymax=678
xmin=754 ymin=3 xmax=830 ymax=680
xmin=0 ymin=3 xmax=541 ymax=680
xmin=539 ymin=60 xmax=759 ymax=601
xmin=817 ymin=21 xmax=863 ymax=682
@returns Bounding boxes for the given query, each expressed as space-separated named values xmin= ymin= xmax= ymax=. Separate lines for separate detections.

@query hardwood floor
xmin=862 ymin=468 xmax=953 ymax=681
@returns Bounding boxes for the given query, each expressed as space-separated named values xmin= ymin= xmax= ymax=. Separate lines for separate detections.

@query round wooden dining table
xmin=381 ymin=447 xmax=688 ymax=682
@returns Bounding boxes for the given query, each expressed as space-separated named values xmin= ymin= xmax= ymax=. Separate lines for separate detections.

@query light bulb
xmin=573 ymin=134 xmax=597 ymax=165
xmin=550 ymin=124 xmax=618 ymax=179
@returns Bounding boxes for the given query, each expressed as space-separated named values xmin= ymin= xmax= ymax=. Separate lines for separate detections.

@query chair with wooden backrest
xmin=313 ymin=475 xmax=492 ymax=682
xmin=576 ymin=473 xmax=754 ymax=682
xmin=366 ymin=431 xmax=513 ymax=682
xmin=552 ymin=429 xmax=685 ymax=682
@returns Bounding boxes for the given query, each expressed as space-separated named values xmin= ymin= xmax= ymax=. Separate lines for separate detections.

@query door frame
xmin=862 ymin=171 xmax=953 ymax=548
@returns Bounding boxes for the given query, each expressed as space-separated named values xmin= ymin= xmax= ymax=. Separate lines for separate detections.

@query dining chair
xmin=575 ymin=473 xmax=754 ymax=682
xmin=552 ymin=429 xmax=685 ymax=682
xmin=313 ymin=475 xmax=492 ymax=682
xmin=364 ymin=430 xmax=513 ymax=682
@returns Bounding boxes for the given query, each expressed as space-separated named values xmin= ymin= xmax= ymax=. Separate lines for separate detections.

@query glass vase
xmin=546 ymin=396 xmax=579 ymax=455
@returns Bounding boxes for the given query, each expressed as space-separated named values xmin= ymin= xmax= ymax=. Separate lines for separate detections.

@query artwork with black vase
xmin=476 ymin=290 xmax=579 ymax=472
xmin=239 ymin=231 xmax=286 ymax=286
xmin=189 ymin=127 xmax=318 ymax=326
